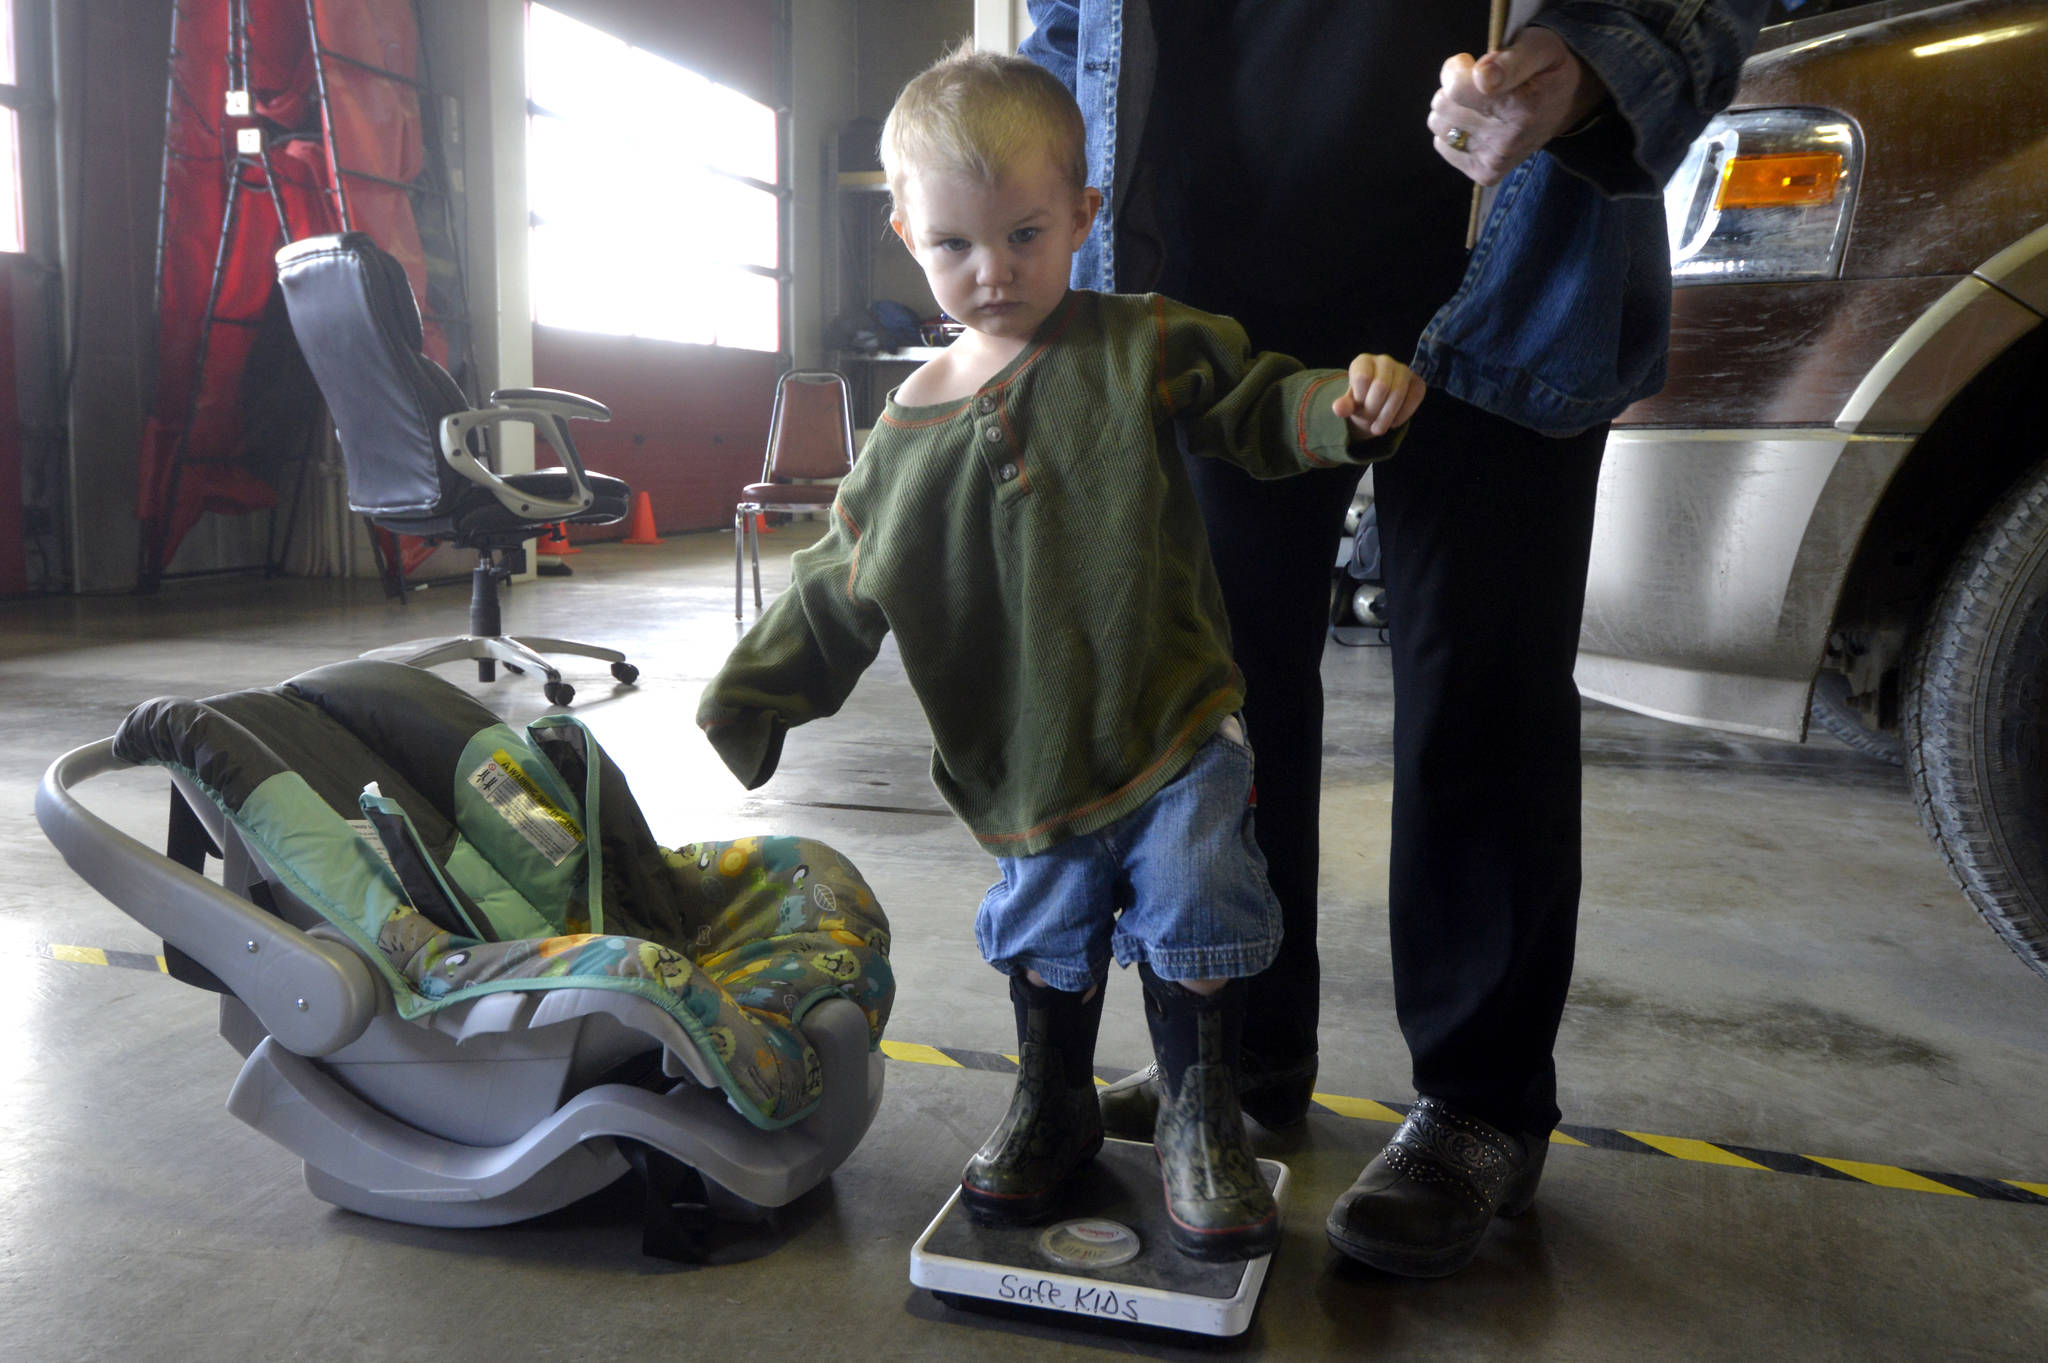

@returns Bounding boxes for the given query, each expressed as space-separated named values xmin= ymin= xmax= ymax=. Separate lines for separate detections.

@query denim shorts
xmin=975 ymin=721 xmax=1284 ymax=992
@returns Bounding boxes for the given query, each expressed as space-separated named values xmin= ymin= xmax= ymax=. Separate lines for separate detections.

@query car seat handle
xmin=36 ymin=741 xmax=381 ymax=1056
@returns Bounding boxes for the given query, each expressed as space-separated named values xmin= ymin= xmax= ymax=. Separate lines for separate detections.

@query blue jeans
xmin=976 ymin=723 xmax=1283 ymax=992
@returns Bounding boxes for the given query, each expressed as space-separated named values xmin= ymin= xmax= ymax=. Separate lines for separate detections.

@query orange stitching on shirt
xmin=975 ymin=685 xmax=1239 ymax=846
xmin=985 ymin=292 xmax=1082 ymax=405
xmin=883 ymin=296 xmax=1084 ymax=437
xmin=999 ymin=403 xmax=1027 ymax=493
xmin=835 ymin=501 xmax=863 ymax=598
xmin=962 ymin=294 xmax=1083 ymax=491
xmin=1295 ymin=374 xmax=1343 ymax=467
xmin=880 ymin=403 xmax=970 ymax=429
xmin=1153 ymin=295 xmax=1175 ymax=415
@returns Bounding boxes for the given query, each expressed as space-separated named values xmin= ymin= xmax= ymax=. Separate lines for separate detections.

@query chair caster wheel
xmin=612 ymin=662 xmax=640 ymax=685
xmin=545 ymin=681 xmax=575 ymax=706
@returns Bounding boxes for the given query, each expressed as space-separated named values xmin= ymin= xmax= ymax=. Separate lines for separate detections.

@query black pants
xmin=1181 ymin=390 xmax=1606 ymax=1135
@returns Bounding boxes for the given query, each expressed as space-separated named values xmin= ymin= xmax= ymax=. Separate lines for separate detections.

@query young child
xmin=698 ymin=45 xmax=1423 ymax=1262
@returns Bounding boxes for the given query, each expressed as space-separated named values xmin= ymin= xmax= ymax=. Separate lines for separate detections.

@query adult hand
xmin=1429 ymin=27 xmax=1609 ymax=186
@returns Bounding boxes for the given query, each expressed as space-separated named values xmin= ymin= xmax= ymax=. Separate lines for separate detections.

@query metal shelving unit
xmin=824 ymin=151 xmax=945 ymax=427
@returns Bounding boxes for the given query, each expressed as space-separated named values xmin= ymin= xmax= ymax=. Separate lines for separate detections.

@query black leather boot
xmin=1097 ymin=1048 xmax=1319 ymax=1139
xmin=1141 ymin=964 xmax=1280 ymax=1261
xmin=1324 ymin=1097 xmax=1547 ymax=1277
xmin=959 ymin=974 xmax=1106 ymax=1223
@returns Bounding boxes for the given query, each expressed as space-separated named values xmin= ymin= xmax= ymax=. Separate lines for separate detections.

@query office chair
xmin=736 ymin=370 xmax=856 ymax=618
xmin=275 ymin=232 xmax=637 ymax=706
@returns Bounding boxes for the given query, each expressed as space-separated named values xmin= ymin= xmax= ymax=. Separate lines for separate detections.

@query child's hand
xmin=1332 ymin=353 xmax=1426 ymax=440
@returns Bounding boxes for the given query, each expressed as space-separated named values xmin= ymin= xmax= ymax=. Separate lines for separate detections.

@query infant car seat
xmin=35 ymin=659 xmax=893 ymax=1256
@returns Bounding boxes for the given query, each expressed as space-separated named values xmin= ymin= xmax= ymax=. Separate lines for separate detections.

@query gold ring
xmin=1446 ymin=126 xmax=1470 ymax=153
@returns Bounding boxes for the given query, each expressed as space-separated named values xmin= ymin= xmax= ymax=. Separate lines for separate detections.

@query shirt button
xmin=999 ymin=463 xmax=1019 ymax=482
xmin=976 ymin=395 xmax=997 ymax=414
xmin=983 ymin=425 xmax=1004 ymax=444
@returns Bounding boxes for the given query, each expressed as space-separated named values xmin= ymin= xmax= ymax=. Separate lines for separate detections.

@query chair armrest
xmin=438 ymin=393 xmax=610 ymax=522
xmin=487 ymin=387 xmax=612 ymax=421
xmin=35 ymin=741 xmax=380 ymax=1057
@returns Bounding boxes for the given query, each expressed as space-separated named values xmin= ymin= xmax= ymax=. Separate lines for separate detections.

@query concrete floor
xmin=4 ymin=528 xmax=2045 ymax=1362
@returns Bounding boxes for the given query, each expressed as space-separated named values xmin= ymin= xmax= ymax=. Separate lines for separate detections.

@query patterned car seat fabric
xmin=113 ymin=659 xmax=893 ymax=1129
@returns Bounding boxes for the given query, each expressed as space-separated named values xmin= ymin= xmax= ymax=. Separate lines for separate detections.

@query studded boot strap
xmin=1382 ymin=1099 xmax=1523 ymax=1213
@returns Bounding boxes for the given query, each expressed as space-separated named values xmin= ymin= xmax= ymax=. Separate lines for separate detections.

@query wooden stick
xmin=1464 ymin=0 xmax=1512 ymax=249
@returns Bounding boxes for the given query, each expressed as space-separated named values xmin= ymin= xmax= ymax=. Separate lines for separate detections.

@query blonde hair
xmin=879 ymin=41 xmax=1090 ymax=204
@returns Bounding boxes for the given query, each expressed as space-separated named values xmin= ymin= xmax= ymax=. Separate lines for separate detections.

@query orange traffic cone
xmin=535 ymin=522 xmax=581 ymax=555
xmin=621 ymin=491 xmax=663 ymax=545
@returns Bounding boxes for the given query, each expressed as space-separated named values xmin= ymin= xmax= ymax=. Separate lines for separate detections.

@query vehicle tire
xmin=1903 ymin=459 xmax=2048 ymax=981
xmin=1809 ymin=669 xmax=1904 ymax=766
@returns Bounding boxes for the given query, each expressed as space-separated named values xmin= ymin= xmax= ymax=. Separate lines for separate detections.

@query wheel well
xmin=1828 ymin=319 xmax=2048 ymax=726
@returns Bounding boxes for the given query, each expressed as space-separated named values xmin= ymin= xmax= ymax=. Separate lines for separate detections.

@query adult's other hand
xmin=1428 ymin=27 xmax=1609 ymax=185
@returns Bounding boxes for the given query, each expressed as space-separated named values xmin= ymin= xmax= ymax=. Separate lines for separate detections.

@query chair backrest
xmin=275 ymin=232 xmax=473 ymax=521
xmin=761 ymin=370 xmax=855 ymax=483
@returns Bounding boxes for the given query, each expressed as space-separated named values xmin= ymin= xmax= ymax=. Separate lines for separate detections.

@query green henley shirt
xmin=699 ymin=289 xmax=1402 ymax=855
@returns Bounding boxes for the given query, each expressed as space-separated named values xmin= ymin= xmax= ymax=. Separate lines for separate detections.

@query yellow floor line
xmin=31 ymin=939 xmax=2044 ymax=1206
xmin=879 ymin=1040 xmax=963 ymax=1068
xmin=873 ymin=1046 xmax=2037 ymax=1205
xmin=46 ymin=943 xmax=167 ymax=972
xmin=1624 ymin=1131 xmax=1770 ymax=1170
xmin=1806 ymin=1156 xmax=1971 ymax=1196
xmin=1311 ymin=1093 xmax=1406 ymax=1124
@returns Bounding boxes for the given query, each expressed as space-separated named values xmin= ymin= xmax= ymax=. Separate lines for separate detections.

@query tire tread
xmin=1904 ymin=463 xmax=2048 ymax=979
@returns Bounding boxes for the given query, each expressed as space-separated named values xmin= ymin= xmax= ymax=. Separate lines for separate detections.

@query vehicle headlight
xmin=1664 ymin=107 xmax=1861 ymax=283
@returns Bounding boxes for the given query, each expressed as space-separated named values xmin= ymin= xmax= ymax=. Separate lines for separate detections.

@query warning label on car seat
xmin=468 ymin=751 xmax=585 ymax=864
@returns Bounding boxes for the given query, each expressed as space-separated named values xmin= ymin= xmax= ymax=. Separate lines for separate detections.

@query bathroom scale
xmin=909 ymin=1137 xmax=1287 ymax=1338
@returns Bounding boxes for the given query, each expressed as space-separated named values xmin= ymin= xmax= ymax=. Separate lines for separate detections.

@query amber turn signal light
xmin=1716 ymin=152 xmax=1843 ymax=209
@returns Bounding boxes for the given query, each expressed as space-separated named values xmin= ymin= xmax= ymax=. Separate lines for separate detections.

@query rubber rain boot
xmin=960 ymin=973 xmax=1107 ymax=1223
xmin=1141 ymin=963 xmax=1280 ymax=1260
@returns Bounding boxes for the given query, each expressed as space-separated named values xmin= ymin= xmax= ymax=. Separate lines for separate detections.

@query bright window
xmin=0 ymin=0 xmax=23 ymax=253
xmin=526 ymin=4 xmax=781 ymax=351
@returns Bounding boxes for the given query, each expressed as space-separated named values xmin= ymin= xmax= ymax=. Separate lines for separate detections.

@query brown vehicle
xmin=1576 ymin=0 xmax=2048 ymax=977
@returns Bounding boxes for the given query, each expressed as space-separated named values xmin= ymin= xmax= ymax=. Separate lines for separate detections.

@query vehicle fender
xmin=1837 ymin=227 xmax=2048 ymax=434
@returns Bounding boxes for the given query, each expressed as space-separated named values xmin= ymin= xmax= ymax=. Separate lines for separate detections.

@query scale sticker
xmin=467 ymin=750 xmax=585 ymax=864
xmin=1038 ymin=1218 xmax=1142 ymax=1270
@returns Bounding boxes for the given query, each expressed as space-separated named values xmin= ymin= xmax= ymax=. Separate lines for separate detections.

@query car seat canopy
xmin=112 ymin=659 xmax=893 ymax=1130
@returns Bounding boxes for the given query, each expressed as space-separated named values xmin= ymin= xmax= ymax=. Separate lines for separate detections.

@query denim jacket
xmin=1022 ymin=1 xmax=1771 ymax=437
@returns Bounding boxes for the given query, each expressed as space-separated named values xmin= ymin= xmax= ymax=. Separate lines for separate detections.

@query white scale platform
xmin=909 ymin=1137 xmax=1288 ymax=1338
